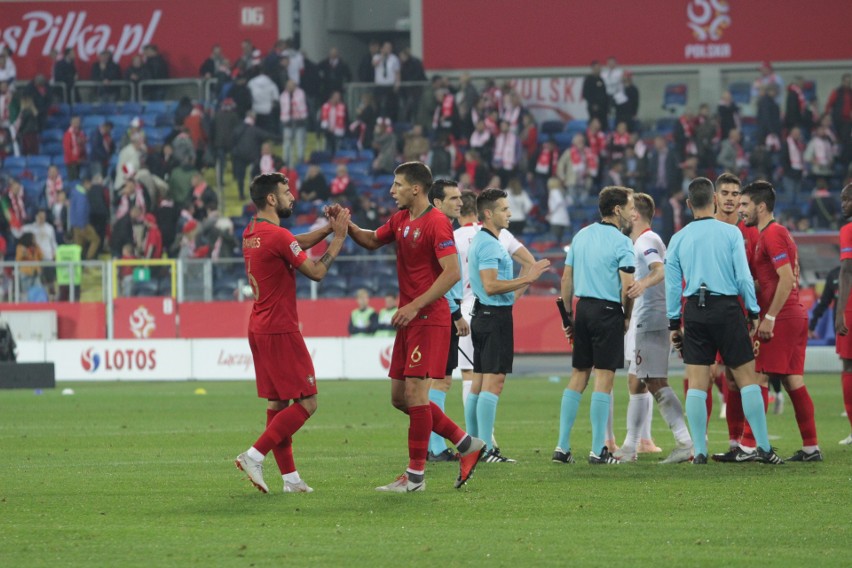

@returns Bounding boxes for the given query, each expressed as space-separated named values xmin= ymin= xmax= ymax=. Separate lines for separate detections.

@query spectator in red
xmin=142 ymin=213 xmax=163 ymax=259
xmin=280 ymin=79 xmax=308 ymax=165
xmin=2 ymin=179 xmax=28 ymax=238
xmin=673 ymin=111 xmax=696 ymax=162
xmin=826 ymin=74 xmax=852 ymax=164
xmin=320 ymin=90 xmax=347 ymax=156
xmin=190 ymin=173 xmax=218 ymax=221
xmin=45 ymin=165 xmax=64 ymax=209
xmin=531 ymin=138 xmax=559 ymax=205
xmin=607 ymin=121 xmax=631 ymax=163
xmin=330 ymin=163 xmax=356 ymax=204
xmin=63 ymin=116 xmax=87 ymax=181
xmin=183 ymin=103 xmax=207 ymax=167
xmin=469 ymin=118 xmax=493 ymax=164
xmin=585 ymin=117 xmax=607 ymax=162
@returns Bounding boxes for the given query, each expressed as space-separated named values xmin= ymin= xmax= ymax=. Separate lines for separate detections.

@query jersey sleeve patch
xmin=290 ymin=241 xmax=303 ymax=256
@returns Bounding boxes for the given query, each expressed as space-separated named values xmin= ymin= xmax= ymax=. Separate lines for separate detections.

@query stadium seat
xmin=663 ymin=83 xmax=688 ymax=110
xmin=310 ymin=150 xmax=333 ymax=164
xmin=143 ymin=101 xmax=174 ymax=115
xmin=553 ymin=132 xmax=574 ymax=149
xmin=45 ymin=116 xmax=69 ymax=130
xmin=82 ymin=115 xmax=106 ymax=130
xmin=319 ymin=279 xmax=348 ymax=298
xmin=41 ymin=128 xmax=65 ymax=143
xmin=728 ymin=81 xmax=751 ymax=105
xmin=541 ymin=120 xmax=565 ymax=135
xmin=54 ymin=103 xmax=71 ymax=117
xmin=3 ymin=156 xmax=27 ymax=170
xmin=50 ymin=154 xmax=66 ymax=165
xmin=71 ymin=102 xmax=94 ymax=116
xmin=92 ymin=103 xmax=117 ymax=115
xmin=120 ymin=102 xmax=144 ymax=115
xmin=26 ymin=155 xmax=52 ymax=170
xmin=141 ymin=113 xmax=161 ymax=128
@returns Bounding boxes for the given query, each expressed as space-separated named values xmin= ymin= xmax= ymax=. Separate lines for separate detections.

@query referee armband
xmin=619 ymin=266 xmax=636 ymax=273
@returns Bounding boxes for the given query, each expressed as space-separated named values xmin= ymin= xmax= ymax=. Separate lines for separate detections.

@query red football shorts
xmin=388 ymin=324 xmax=450 ymax=380
xmin=249 ymin=331 xmax=318 ymax=400
xmin=755 ymin=317 xmax=807 ymax=375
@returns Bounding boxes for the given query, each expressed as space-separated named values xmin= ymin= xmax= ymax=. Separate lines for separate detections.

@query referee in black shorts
xmin=664 ymin=176 xmax=782 ymax=465
xmin=553 ymin=186 xmax=636 ymax=465
xmin=466 ymin=188 xmax=550 ymax=463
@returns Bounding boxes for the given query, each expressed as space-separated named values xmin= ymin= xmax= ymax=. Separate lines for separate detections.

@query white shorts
xmin=624 ymin=318 xmax=637 ymax=374
xmin=633 ymin=328 xmax=671 ymax=380
xmin=458 ymin=298 xmax=475 ymax=371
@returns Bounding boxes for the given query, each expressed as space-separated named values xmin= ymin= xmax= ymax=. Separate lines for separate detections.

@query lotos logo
xmin=0 ymin=10 xmax=162 ymax=64
xmin=81 ymin=348 xmax=101 ymax=372
xmin=379 ymin=345 xmax=393 ymax=370
xmin=129 ymin=306 xmax=156 ymax=339
xmin=687 ymin=0 xmax=731 ymax=41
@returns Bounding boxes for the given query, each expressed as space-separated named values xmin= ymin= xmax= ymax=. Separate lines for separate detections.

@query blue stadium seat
xmin=27 ymin=155 xmax=52 ymax=170
xmin=71 ymin=102 xmax=94 ymax=116
xmin=310 ymin=150 xmax=333 ymax=164
xmin=541 ymin=120 xmax=565 ymax=135
xmin=45 ymin=116 xmax=69 ymax=130
xmin=319 ymin=279 xmax=348 ymax=298
xmin=3 ymin=156 xmax=27 ymax=170
xmin=111 ymin=115 xmax=132 ymax=132
xmin=120 ymin=102 xmax=144 ymax=115
xmin=553 ymin=132 xmax=574 ymax=149
xmin=41 ymin=128 xmax=65 ymax=143
xmin=82 ymin=115 xmax=106 ymax=130
xmin=655 ymin=117 xmax=677 ymax=134
xmin=55 ymin=103 xmax=71 ymax=117
xmin=141 ymin=113 xmax=160 ymax=128
xmin=334 ymin=149 xmax=360 ymax=161
xmin=143 ymin=101 xmax=174 ymax=115
xmin=566 ymin=119 xmax=588 ymax=132
xmin=92 ymin=102 xmax=117 ymax=115
xmin=728 ymin=81 xmax=751 ymax=105
xmin=50 ymin=154 xmax=66 ymax=165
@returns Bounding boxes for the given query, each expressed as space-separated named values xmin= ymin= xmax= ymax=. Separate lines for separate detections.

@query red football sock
xmin=683 ymin=378 xmax=688 ymax=399
xmin=739 ymin=385 xmax=769 ymax=447
xmin=788 ymin=386 xmax=818 ymax=446
xmin=430 ymin=401 xmax=466 ymax=445
xmin=253 ymin=403 xmax=310 ymax=455
xmin=266 ymin=409 xmax=296 ymax=474
xmin=726 ymin=388 xmax=745 ymax=442
xmin=843 ymin=373 xmax=852 ymax=430
xmin=714 ymin=372 xmax=726 ymax=402
xmin=407 ymin=404 xmax=432 ymax=473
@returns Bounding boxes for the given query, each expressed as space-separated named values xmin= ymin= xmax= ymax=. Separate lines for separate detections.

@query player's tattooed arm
xmin=320 ymin=252 xmax=334 ymax=269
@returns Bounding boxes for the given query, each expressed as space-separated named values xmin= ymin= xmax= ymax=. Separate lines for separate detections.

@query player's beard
xmin=277 ymin=205 xmax=293 ymax=218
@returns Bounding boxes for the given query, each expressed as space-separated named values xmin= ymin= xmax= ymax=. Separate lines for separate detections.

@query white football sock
xmin=654 ymin=386 xmax=692 ymax=445
xmin=622 ymin=393 xmax=648 ymax=450
xmin=641 ymin=392 xmax=653 ymax=439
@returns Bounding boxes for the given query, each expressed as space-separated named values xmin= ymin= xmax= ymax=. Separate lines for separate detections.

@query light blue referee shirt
xmin=469 ymin=228 xmax=515 ymax=306
xmin=566 ymin=222 xmax=636 ymax=303
xmin=665 ymin=217 xmax=759 ymax=320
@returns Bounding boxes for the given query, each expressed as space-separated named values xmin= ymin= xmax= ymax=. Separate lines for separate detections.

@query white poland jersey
xmin=454 ymin=222 xmax=525 ymax=304
xmin=632 ymin=228 xmax=668 ymax=331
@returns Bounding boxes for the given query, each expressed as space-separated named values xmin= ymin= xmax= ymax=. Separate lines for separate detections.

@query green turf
xmin=1 ymin=375 xmax=850 ymax=567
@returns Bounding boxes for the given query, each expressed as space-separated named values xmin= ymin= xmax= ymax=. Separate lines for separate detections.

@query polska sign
xmin=0 ymin=2 xmax=279 ymax=78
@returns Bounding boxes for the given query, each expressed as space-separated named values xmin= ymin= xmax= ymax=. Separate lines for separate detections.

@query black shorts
xmin=445 ymin=323 xmax=460 ymax=376
xmin=572 ymin=297 xmax=625 ymax=371
xmin=471 ymin=304 xmax=513 ymax=374
xmin=683 ymin=295 xmax=754 ymax=367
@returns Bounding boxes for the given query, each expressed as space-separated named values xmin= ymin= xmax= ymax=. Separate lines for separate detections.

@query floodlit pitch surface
xmin=1 ymin=376 xmax=850 ymax=566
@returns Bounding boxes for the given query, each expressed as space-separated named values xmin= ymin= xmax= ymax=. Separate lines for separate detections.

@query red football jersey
xmin=841 ymin=223 xmax=852 ymax=261
xmin=375 ymin=206 xmax=457 ymax=326
xmin=737 ymin=219 xmax=759 ymax=266
xmin=242 ymin=217 xmax=308 ymax=334
xmin=752 ymin=221 xmax=805 ymax=319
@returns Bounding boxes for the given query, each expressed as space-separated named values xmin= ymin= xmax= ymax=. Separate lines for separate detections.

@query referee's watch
xmin=668 ymin=319 xmax=681 ymax=331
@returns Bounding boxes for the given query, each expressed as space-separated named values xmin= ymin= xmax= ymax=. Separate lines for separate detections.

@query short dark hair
xmin=428 ymin=178 xmax=458 ymax=204
xmin=598 ymin=186 xmax=632 ymax=217
xmin=460 ymin=190 xmax=478 ymax=217
xmin=476 ymin=188 xmax=507 ymax=221
xmin=687 ymin=177 xmax=715 ymax=208
xmin=394 ymin=161 xmax=432 ymax=193
xmin=741 ymin=179 xmax=776 ymax=212
xmin=634 ymin=193 xmax=655 ymax=222
xmin=250 ymin=172 xmax=288 ymax=209
xmin=715 ymin=172 xmax=741 ymax=189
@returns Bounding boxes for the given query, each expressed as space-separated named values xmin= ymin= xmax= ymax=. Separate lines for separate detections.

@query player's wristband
xmin=668 ymin=318 xmax=681 ymax=331
xmin=764 ymin=314 xmax=776 ymax=322
xmin=452 ymin=309 xmax=463 ymax=322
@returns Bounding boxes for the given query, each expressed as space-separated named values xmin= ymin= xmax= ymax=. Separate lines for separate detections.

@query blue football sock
xmin=686 ymin=389 xmax=709 ymax=457
xmin=590 ymin=392 xmax=611 ymax=455
xmin=465 ymin=393 xmax=479 ymax=439
xmin=557 ymin=389 xmax=582 ymax=452
xmin=476 ymin=392 xmax=499 ymax=451
xmin=428 ymin=389 xmax=448 ymax=455
xmin=741 ymin=384 xmax=771 ymax=451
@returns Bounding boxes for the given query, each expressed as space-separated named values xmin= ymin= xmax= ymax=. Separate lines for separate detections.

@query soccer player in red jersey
xmin=710 ymin=173 xmax=770 ymax=460
xmin=344 ymin=161 xmax=486 ymax=492
xmin=739 ymin=180 xmax=821 ymax=461
xmin=235 ymin=173 xmax=351 ymax=494
xmin=834 ymin=183 xmax=852 ymax=446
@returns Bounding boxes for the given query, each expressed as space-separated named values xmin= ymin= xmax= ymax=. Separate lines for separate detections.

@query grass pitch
xmin=1 ymin=375 xmax=851 ymax=567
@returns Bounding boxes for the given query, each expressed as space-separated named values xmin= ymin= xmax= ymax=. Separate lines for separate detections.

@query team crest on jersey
xmin=413 ymin=228 xmax=421 ymax=241
xmin=306 ymin=375 xmax=315 ymax=386
xmin=404 ymin=226 xmax=410 ymax=238
xmin=290 ymin=241 xmax=303 ymax=256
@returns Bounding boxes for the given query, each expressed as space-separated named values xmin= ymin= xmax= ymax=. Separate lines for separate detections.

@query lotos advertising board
xmin=0 ymin=1 xmax=278 ymax=80
xmin=422 ymin=0 xmax=852 ymax=69
xmin=46 ymin=339 xmax=191 ymax=380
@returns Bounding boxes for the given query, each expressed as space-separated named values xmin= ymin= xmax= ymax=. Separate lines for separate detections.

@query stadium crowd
xmin=1 ymin=38 xmax=851 ymax=301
